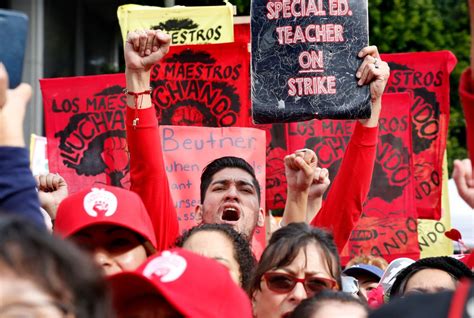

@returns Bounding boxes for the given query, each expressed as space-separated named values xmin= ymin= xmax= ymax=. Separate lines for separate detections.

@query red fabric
xmin=308 ymin=121 xmax=378 ymax=252
xmin=341 ymin=93 xmax=419 ymax=263
xmin=260 ymin=123 xmax=288 ymax=210
xmin=108 ymin=248 xmax=253 ymax=318
xmin=447 ymin=279 xmax=471 ymax=318
xmin=367 ymin=285 xmax=385 ymax=309
xmin=127 ymin=107 xmax=180 ymax=251
xmin=459 ymin=68 xmax=474 ymax=173
xmin=382 ymin=51 xmax=457 ymax=220
xmin=233 ymin=23 xmax=250 ymax=44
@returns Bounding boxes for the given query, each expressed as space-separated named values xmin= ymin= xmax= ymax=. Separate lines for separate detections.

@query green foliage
xmin=368 ymin=0 xmax=470 ymax=173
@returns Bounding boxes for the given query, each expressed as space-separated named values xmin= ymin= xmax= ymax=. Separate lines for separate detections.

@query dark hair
xmin=249 ymin=223 xmax=342 ymax=296
xmin=200 ymin=156 xmax=261 ymax=203
xmin=390 ymin=256 xmax=473 ymax=298
xmin=289 ymin=290 xmax=368 ymax=318
xmin=0 ymin=214 xmax=113 ymax=318
xmin=175 ymin=223 xmax=257 ymax=289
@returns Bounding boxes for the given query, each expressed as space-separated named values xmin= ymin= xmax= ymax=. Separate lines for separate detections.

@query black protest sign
xmin=251 ymin=0 xmax=371 ymax=124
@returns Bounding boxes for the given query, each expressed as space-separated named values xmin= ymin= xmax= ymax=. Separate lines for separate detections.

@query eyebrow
xmin=406 ymin=288 xmax=429 ymax=293
xmin=280 ymin=268 xmax=320 ymax=276
xmin=211 ymin=179 xmax=256 ymax=188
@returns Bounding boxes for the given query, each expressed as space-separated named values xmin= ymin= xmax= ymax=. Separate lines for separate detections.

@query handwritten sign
xmin=117 ymin=3 xmax=234 ymax=45
xmin=251 ymin=0 xmax=370 ymax=123
xmin=159 ymin=125 xmax=267 ymax=256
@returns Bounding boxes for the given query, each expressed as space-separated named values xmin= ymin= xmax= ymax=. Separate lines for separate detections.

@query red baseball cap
xmin=54 ymin=185 xmax=157 ymax=248
xmin=108 ymin=248 xmax=253 ymax=318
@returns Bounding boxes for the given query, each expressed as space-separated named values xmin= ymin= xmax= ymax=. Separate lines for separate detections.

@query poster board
xmin=251 ymin=0 xmax=371 ymax=123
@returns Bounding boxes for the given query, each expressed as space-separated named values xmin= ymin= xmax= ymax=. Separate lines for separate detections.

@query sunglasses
xmin=263 ymin=272 xmax=337 ymax=295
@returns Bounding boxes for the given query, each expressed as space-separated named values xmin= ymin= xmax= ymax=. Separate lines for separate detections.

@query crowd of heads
xmin=0 ymin=18 xmax=474 ymax=318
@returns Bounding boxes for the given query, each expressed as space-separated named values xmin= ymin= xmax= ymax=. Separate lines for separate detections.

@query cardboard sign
xmin=150 ymin=42 xmax=251 ymax=127
xmin=159 ymin=125 xmax=267 ymax=256
xmin=418 ymin=152 xmax=453 ymax=258
xmin=251 ymin=0 xmax=370 ymax=123
xmin=287 ymin=93 xmax=419 ymax=262
xmin=29 ymin=134 xmax=49 ymax=176
xmin=117 ymin=3 xmax=234 ymax=45
xmin=40 ymin=74 xmax=128 ymax=194
xmin=382 ymin=51 xmax=457 ymax=220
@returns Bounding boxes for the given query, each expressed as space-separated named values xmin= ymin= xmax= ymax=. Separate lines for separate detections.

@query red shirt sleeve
xmin=310 ymin=121 xmax=378 ymax=253
xmin=459 ymin=68 xmax=474 ymax=164
xmin=126 ymin=107 xmax=179 ymax=251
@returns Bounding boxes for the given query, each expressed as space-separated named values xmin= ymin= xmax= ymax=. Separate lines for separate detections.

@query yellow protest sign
xmin=418 ymin=152 xmax=453 ymax=258
xmin=117 ymin=3 xmax=234 ymax=45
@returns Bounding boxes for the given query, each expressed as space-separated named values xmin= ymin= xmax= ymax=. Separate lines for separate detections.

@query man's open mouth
xmin=221 ymin=207 xmax=240 ymax=221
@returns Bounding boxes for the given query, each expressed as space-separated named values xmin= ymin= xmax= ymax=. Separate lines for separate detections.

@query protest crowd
xmin=1 ymin=1 xmax=474 ymax=317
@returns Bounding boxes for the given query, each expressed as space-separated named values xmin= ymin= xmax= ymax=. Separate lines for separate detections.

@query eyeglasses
xmin=263 ymin=272 xmax=337 ymax=295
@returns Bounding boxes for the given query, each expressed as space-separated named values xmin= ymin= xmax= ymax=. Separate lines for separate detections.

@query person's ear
xmin=195 ymin=204 xmax=203 ymax=223
xmin=257 ymin=208 xmax=265 ymax=227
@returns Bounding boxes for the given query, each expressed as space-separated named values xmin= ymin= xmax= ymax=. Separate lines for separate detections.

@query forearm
xmin=282 ymin=189 xmax=309 ymax=225
xmin=126 ymin=69 xmax=152 ymax=109
xmin=358 ymin=99 xmax=381 ymax=128
xmin=306 ymin=197 xmax=323 ymax=223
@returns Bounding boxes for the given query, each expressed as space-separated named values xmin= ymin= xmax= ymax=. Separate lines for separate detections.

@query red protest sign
xmin=159 ymin=125 xmax=267 ymax=257
xmin=41 ymin=74 xmax=267 ymax=256
xmin=40 ymin=74 xmax=128 ymax=194
xmin=287 ymin=93 xmax=418 ymax=262
xmin=150 ymin=42 xmax=251 ymax=127
xmin=382 ymin=51 xmax=457 ymax=220
xmin=254 ymin=123 xmax=288 ymax=210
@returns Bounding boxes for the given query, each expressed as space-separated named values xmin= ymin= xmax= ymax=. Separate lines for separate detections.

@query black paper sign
xmin=251 ymin=0 xmax=371 ymax=124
